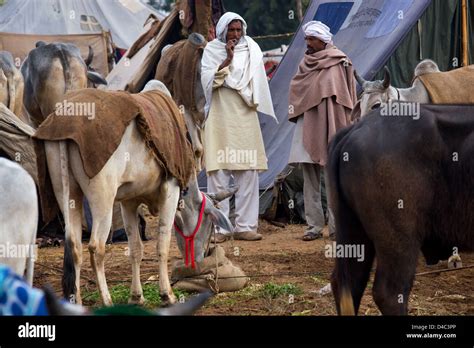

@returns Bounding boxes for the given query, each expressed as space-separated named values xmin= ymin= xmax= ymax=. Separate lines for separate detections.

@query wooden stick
xmin=416 ymin=264 xmax=474 ymax=276
xmin=461 ymin=0 xmax=469 ymax=66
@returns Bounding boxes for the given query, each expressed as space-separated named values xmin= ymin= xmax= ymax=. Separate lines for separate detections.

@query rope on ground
xmin=102 ymin=263 xmax=473 ymax=286
xmin=124 ymin=270 xmax=332 ymax=286
xmin=36 ymin=255 xmax=473 ymax=286
xmin=415 ymin=264 xmax=474 ymax=276
xmin=209 ymin=228 xmax=220 ymax=293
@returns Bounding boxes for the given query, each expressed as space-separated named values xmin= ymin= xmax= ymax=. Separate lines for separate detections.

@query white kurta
xmin=288 ymin=116 xmax=314 ymax=165
xmin=203 ymin=67 xmax=268 ymax=173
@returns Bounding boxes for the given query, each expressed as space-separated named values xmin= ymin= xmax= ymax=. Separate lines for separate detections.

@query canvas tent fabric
xmin=0 ymin=0 xmax=166 ymax=76
xmin=374 ymin=0 xmax=474 ymax=87
xmin=0 ymin=0 xmax=165 ymax=49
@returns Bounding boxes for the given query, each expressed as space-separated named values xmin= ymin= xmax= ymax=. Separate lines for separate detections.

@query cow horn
xmin=85 ymin=45 xmax=94 ymax=66
xmin=382 ymin=66 xmax=391 ymax=89
xmin=354 ymin=70 xmax=366 ymax=88
xmin=208 ymin=186 xmax=239 ymax=202
xmin=188 ymin=32 xmax=206 ymax=47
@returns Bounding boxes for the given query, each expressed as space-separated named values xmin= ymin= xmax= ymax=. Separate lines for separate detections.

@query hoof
xmin=129 ymin=293 xmax=145 ymax=305
xmin=448 ymin=255 xmax=462 ymax=269
xmin=102 ymin=296 xmax=113 ymax=307
xmin=160 ymin=293 xmax=177 ymax=306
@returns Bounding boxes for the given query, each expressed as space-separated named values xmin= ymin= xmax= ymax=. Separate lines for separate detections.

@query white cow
xmin=355 ymin=60 xmax=438 ymax=117
xmin=44 ymin=81 xmax=231 ymax=306
xmin=0 ymin=158 xmax=38 ymax=285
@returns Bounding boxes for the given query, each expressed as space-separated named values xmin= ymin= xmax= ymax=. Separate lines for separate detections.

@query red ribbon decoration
xmin=173 ymin=192 xmax=206 ymax=269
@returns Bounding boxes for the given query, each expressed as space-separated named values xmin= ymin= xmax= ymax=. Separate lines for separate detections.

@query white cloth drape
xmin=201 ymin=12 xmax=276 ymax=122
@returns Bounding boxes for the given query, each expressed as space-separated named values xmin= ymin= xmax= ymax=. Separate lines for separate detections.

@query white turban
xmin=216 ymin=12 xmax=247 ymax=43
xmin=303 ymin=20 xmax=333 ymax=44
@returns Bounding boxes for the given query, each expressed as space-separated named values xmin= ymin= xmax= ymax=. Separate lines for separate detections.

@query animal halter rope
xmin=173 ymin=193 xmax=206 ymax=269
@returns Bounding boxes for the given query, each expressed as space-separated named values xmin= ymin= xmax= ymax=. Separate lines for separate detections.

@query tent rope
xmin=253 ymin=32 xmax=296 ymax=40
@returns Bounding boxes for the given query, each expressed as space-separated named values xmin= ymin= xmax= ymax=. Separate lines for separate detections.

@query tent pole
xmin=461 ymin=0 xmax=468 ymax=66
xmin=296 ymin=0 xmax=303 ymax=22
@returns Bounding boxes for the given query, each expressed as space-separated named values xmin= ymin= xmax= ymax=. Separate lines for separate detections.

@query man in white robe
xmin=201 ymin=12 xmax=277 ymax=242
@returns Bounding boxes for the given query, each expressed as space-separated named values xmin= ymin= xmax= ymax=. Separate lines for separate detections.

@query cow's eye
xmin=371 ymin=103 xmax=381 ymax=110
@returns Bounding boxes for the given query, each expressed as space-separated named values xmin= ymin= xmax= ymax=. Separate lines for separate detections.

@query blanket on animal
xmin=0 ymin=103 xmax=58 ymax=223
xmin=0 ymin=103 xmax=38 ymax=185
xmin=155 ymin=38 xmax=205 ymax=122
xmin=419 ymin=65 xmax=474 ymax=104
xmin=34 ymin=88 xmax=194 ymax=189
xmin=171 ymin=245 xmax=249 ymax=292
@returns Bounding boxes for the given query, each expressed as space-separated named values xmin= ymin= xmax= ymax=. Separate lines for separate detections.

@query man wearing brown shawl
xmin=288 ymin=21 xmax=357 ymax=241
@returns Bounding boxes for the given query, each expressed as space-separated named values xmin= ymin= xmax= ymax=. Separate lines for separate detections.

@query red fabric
xmin=174 ymin=193 xmax=206 ymax=269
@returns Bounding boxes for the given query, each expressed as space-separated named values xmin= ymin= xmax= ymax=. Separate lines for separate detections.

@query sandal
xmin=302 ymin=232 xmax=321 ymax=241
xmin=211 ymin=233 xmax=229 ymax=243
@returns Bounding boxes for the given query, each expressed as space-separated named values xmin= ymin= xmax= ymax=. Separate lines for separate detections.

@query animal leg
xmin=329 ymin=180 xmax=375 ymax=315
xmin=88 ymin=196 xmax=115 ymax=306
xmin=155 ymin=178 xmax=180 ymax=305
xmin=331 ymin=240 xmax=375 ymax=315
xmin=45 ymin=141 xmax=84 ymax=304
xmin=65 ymin=182 xmax=84 ymax=304
xmin=120 ymin=200 xmax=145 ymax=305
xmin=372 ymin=247 xmax=419 ymax=315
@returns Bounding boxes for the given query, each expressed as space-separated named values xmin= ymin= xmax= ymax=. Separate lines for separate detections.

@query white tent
xmin=0 ymin=0 xmax=166 ymax=49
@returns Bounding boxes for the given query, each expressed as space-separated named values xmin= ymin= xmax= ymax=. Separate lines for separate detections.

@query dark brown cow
xmin=328 ymin=103 xmax=474 ymax=315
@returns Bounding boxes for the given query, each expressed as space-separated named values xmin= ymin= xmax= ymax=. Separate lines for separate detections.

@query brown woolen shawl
xmin=289 ymin=45 xmax=357 ymax=165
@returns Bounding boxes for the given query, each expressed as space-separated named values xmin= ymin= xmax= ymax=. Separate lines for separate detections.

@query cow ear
xmin=204 ymin=204 xmax=233 ymax=233
xmin=87 ymin=71 xmax=108 ymax=86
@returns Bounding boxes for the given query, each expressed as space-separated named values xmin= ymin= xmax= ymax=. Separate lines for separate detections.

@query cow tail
xmin=59 ymin=141 xmax=76 ymax=301
xmin=57 ymin=49 xmax=72 ymax=93
xmin=327 ymin=127 xmax=356 ymax=315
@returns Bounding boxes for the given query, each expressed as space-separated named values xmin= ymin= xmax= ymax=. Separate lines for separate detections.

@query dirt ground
xmin=34 ymin=218 xmax=474 ymax=315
